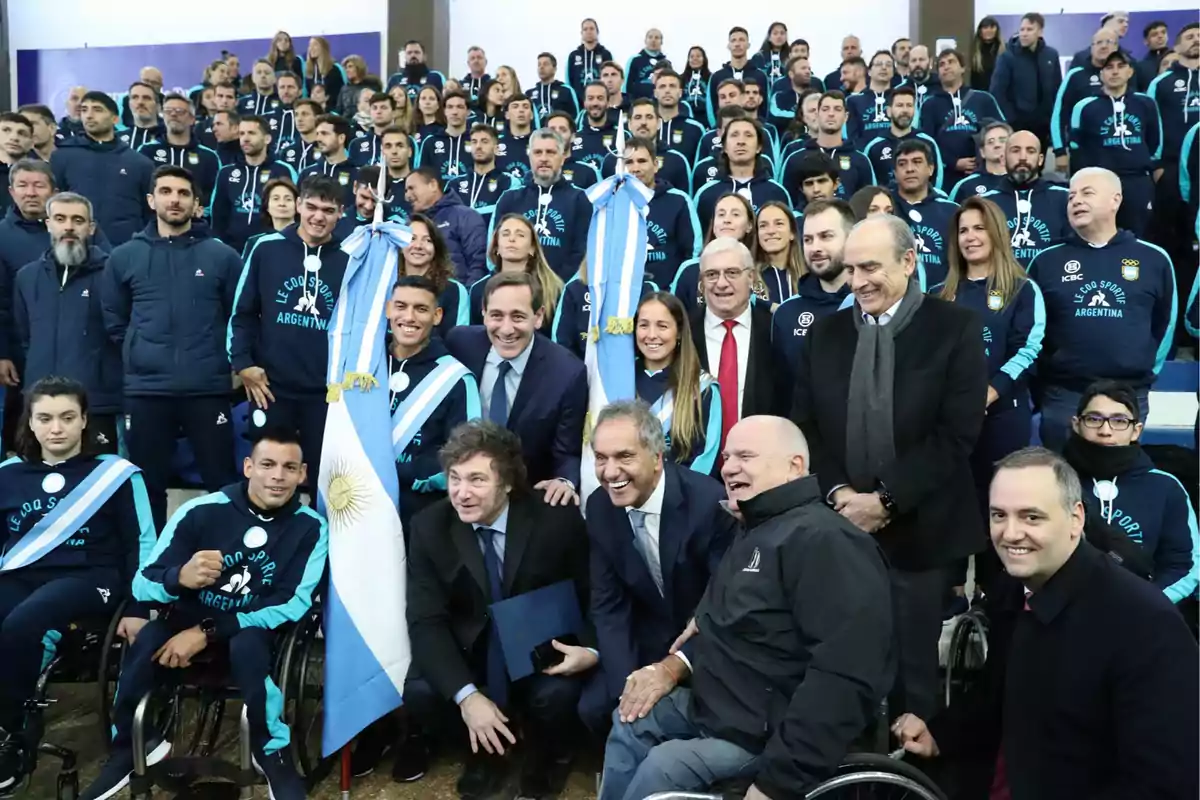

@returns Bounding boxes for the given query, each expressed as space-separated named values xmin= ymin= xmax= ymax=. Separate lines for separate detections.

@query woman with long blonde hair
xmin=399 ymin=214 xmax=470 ymax=337
xmin=387 ymin=84 xmax=414 ymax=133
xmin=494 ymin=65 xmax=521 ymax=100
xmin=266 ymin=30 xmax=303 ymax=75
xmin=939 ymin=195 xmax=1044 ymax=520
xmin=754 ymin=200 xmax=805 ymax=307
xmin=469 ymin=214 xmax=562 ymax=325
xmin=304 ymin=36 xmax=344 ymax=103
xmin=669 ymin=192 xmax=756 ymax=311
xmin=634 ymin=292 xmax=722 ymax=475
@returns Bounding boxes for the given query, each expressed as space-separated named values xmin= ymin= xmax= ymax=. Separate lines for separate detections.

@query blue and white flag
xmin=580 ymin=172 xmax=654 ymax=503
xmin=318 ymin=217 xmax=413 ymax=757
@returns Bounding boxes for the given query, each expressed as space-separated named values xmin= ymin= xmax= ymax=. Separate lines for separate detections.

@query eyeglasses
xmin=163 ymin=109 xmax=192 ymax=117
xmin=700 ymin=267 xmax=751 ymax=284
xmin=1080 ymin=413 xmax=1135 ymax=431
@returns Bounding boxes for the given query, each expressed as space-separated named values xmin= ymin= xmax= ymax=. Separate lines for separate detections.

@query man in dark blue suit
xmin=446 ymin=272 xmax=588 ymax=505
xmin=581 ymin=400 xmax=736 ymax=731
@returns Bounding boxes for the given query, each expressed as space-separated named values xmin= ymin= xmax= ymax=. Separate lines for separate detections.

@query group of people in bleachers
xmin=0 ymin=11 xmax=1197 ymax=800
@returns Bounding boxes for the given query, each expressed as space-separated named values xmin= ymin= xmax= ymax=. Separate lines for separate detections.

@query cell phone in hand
xmin=530 ymin=633 xmax=581 ymax=672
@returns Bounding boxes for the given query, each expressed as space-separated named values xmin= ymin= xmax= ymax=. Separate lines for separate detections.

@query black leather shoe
xmin=456 ymin=751 xmax=508 ymax=799
xmin=390 ymin=733 xmax=429 ymax=783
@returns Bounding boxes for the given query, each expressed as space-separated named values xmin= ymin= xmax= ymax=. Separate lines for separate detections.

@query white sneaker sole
xmin=88 ymin=740 xmax=172 ymax=800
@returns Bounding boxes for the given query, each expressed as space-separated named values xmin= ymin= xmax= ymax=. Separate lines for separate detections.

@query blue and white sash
xmin=648 ymin=389 xmax=675 ymax=438
xmin=391 ymin=356 xmax=471 ymax=456
xmin=0 ymin=456 xmax=139 ymax=572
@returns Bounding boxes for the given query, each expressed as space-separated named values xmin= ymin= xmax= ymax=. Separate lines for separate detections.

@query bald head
xmin=1068 ymin=167 xmax=1122 ymax=235
xmin=743 ymin=416 xmax=810 ymax=462
xmin=909 ymin=45 xmax=932 ymax=76
xmin=140 ymin=67 xmax=163 ymax=91
xmin=1005 ymin=130 xmax=1044 ymax=182
xmin=721 ymin=416 xmax=810 ymax=514
xmin=1091 ymin=28 xmax=1119 ymax=63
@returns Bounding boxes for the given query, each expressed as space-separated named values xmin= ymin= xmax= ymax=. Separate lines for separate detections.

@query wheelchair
xmin=125 ymin=605 xmax=330 ymax=799
xmin=943 ymin=603 xmax=989 ymax=709
xmin=21 ymin=599 xmax=127 ymax=800
xmin=641 ymin=752 xmax=947 ymax=799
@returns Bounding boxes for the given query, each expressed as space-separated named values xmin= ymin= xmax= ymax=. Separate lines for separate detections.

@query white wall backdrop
xmin=976 ymin=0 xmax=1200 ymax=20
xmin=7 ymin=0 xmax=387 ymax=50
xmin=447 ymin=0 xmax=910 ymax=91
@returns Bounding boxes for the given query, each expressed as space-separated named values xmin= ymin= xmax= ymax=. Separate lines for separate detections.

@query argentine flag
xmin=318 ymin=216 xmax=413 ymax=756
xmin=579 ymin=156 xmax=655 ymax=504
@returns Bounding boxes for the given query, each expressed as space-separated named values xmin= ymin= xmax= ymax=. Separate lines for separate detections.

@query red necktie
xmin=718 ymin=319 xmax=739 ymax=452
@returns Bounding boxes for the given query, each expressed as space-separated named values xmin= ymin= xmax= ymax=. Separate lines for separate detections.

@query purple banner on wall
xmin=17 ymin=32 xmax=381 ymax=113
xmin=988 ymin=10 xmax=1198 ymax=64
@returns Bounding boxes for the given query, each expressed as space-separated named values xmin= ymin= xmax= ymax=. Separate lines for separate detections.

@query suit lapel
xmin=507 ymin=335 xmax=545 ymax=427
xmin=501 ymin=497 xmax=532 ymax=595
xmin=463 ymin=329 xmax=489 ymax=381
xmin=689 ymin=309 xmax=710 ymax=372
xmin=451 ymin=519 xmax=490 ymax=598
xmin=742 ymin=304 xmax=767 ymax=416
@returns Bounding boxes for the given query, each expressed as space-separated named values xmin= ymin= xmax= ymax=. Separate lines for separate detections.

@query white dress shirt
xmin=627 ymin=469 xmax=667 ymax=565
xmin=861 ymin=297 xmax=905 ymax=326
xmin=480 ymin=337 xmax=535 ymax=416
xmin=704 ymin=304 xmax=753 ymax=416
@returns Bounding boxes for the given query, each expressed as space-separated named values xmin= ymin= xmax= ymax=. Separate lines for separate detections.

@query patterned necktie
xmin=476 ymin=527 xmax=508 ymax=706
xmin=629 ymin=509 xmax=663 ymax=596
xmin=488 ymin=360 xmax=513 ymax=425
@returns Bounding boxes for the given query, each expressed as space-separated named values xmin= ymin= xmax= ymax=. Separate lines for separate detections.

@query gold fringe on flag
xmin=326 ymin=383 xmax=343 ymax=403
xmin=342 ymin=372 xmax=380 ymax=391
xmin=604 ymin=316 xmax=634 ymax=335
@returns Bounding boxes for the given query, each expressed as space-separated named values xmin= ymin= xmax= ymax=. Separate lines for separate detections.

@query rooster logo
xmin=220 ymin=565 xmax=252 ymax=596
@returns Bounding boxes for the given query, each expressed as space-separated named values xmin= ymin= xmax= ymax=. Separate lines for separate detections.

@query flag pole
xmin=340 ymin=742 xmax=352 ymax=798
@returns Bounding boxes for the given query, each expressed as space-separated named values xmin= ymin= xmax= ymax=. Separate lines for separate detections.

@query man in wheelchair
xmin=81 ymin=425 xmax=328 ymax=800
xmin=0 ymin=378 xmax=155 ymax=796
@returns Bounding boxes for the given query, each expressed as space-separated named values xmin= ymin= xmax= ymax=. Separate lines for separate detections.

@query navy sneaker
xmin=0 ymin=730 xmax=26 ymax=798
xmin=253 ymin=747 xmax=306 ymax=800
xmin=79 ymin=739 xmax=170 ymax=800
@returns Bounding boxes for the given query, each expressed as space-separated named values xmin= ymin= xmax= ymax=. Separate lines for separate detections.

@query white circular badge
xmin=42 ymin=473 xmax=66 ymax=494
xmin=243 ymin=526 xmax=268 ymax=549
xmin=908 ymin=209 xmax=923 ymax=223
xmin=1093 ymin=480 xmax=1119 ymax=503
xmin=389 ymin=371 xmax=411 ymax=393
xmin=252 ymin=409 xmax=267 ymax=427
xmin=917 ymin=85 xmax=927 ymax=94
xmin=303 ymin=255 xmax=322 ymax=272
xmin=1016 ymin=199 xmax=1032 ymax=214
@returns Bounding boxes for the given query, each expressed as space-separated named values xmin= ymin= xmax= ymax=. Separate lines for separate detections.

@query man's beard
xmin=405 ymin=62 xmax=429 ymax=80
xmin=809 ymin=255 xmax=845 ymax=282
xmin=135 ymin=113 xmax=157 ymax=127
xmin=1009 ymin=164 xmax=1039 ymax=185
xmin=53 ymin=237 xmax=88 ymax=267
xmin=533 ymin=169 xmax=561 ymax=188
xmin=910 ymin=67 xmax=929 ymax=82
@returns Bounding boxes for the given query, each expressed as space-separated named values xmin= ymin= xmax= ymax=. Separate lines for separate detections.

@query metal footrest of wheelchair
xmin=131 ymin=756 xmax=260 ymax=797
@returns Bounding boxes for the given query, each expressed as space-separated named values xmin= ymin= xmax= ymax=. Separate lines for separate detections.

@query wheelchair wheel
xmin=96 ymin=605 xmax=126 ymax=749
xmin=277 ymin=608 xmax=331 ymax=787
xmin=804 ymin=753 xmax=946 ymax=799
xmin=944 ymin=605 xmax=988 ymax=708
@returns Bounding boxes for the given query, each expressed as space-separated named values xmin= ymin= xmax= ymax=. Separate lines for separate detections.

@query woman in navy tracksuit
xmin=0 ymin=378 xmax=154 ymax=788
xmin=633 ymin=292 xmax=722 ymax=477
xmin=936 ymin=196 xmax=1044 ymax=592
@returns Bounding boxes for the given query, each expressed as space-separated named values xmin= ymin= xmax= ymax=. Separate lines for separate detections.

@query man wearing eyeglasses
xmin=688 ymin=238 xmax=790 ymax=456
xmin=137 ymin=95 xmax=220 ymax=204
xmin=1028 ymin=167 xmax=1177 ymax=452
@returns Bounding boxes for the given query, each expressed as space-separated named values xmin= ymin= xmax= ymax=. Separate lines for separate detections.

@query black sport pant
xmin=248 ymin=395 xmax=327 ymax=491
xmin=111 ymin=620 xmax=290 ymax=757
xmin=124 ymin=395 xmax=237 ymax=529
xmin=0 ymin=566 xmax=124 ymax=731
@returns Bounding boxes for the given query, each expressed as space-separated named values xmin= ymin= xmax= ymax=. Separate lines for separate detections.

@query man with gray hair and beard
xmin=12 ymin=191 xmax=123 ymax=451
xmin=490 ymin=127 xmax=594 ymax=280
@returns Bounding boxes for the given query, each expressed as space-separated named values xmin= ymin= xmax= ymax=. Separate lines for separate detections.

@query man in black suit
xmin=791 ymin=214 xmax=987 ymax=720
xmin=404 ymin=420 xmax=594 ymax=799
xmin=690 ymin=238 xmax=790 ymax=459
xmin=894 ymin=448 xmax=1199 ymax=798
xmin=447 ymin=272 xmax=588 ymax=506
xmin=581 ymin=399 xmax=736 ymax=731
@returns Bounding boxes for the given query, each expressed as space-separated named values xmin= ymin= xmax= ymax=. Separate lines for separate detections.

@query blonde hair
xmin=388 ymin=86 xmax=413 ymax=133
xmin=496 ymin=65 xmax=522 ymax=98
xmin=940 ymin=196 xmax=1027 ymax=308
xmin=754 ymin=200 xmax=806 ymax=295
xmin=306 ymin=36 xmax=333 ymax=79
xmin=266 ymin=30 xmax=297 ymax=67
xmin=487 ymin=214 xmax=563 ymax=319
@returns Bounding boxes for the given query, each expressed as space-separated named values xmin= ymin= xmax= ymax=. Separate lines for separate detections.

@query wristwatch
xmin=877 ymin=485 xmax=898 ymax=516
xmin=200 ymin=618 xmax=217 ymax=642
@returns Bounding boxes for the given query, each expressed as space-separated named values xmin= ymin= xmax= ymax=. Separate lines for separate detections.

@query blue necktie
xmin=476 ymin=527 xmax=508 ymax=705
xmin=488 ymin=360 xmax=513 ymax=425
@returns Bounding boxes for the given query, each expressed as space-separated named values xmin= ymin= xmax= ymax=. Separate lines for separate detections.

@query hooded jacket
xmin=846 ymin=89 xmax=897 ymax=146
xmin=1028 ymin=230 xmax=1177 ymax=390
xmin=1051 ymin=63 xmax=1108 ymax=157
xmin=423 ymin=189 xmax=489 ymax=284
xmin=235 ymin=91 xmax=282 ymax=118
xmin=917 ymin=86 xmax=1006 ymax=184
xmin=567 ymin=43 xmax=614 ymax=97
xmin=862 ymin=129 xmax=945 ymax=191
xmin=1148 ymin=63 xmax=1200 ymax=166
xmin=0 ymin=453 xmax=155 ymax=579
xmin=894 ymin=191 xmax=960 ymax=287
xmin=781 ymin=140 xmax=875 ymax=207
xmin=1065 ymin=435 xmax=1199 ymax=603
xmin=982 ymin=177 xmax=1071 ymax=267
xmin=210 ymin=156 xmax=299 ymax=253
xmin=694 ymin=173 xmax=791 ymax=233
xmin=14 ymin=245 xmax=123 ymax=413
xmin=101 ymin=222 xmax=243 ymax=396
xmin=624 ymin=49 xmax=669 ymax=101
xmin=227 ymin=225 xmax=349 ymax=397
xmin=138 ymin=137 xmax=221 ymax=202
xmin=706 ymin=62 xmax=768 ymax=127
xmin=133 ymin=482 xmax=327 ymax=640
xmin=657 ymin=116 xmax=707 ymax=167
xmin=50 ymin=136 xmax=154 ymax=245
xmin=771 ymin=274 xmax=852 ymax=381
xmin=990 ymin=36 xmax=1063 ymax=125
xmin=417 ymin=130 xmax=474 ymax=181
xmin=600 ymin=148 xmax=691 ymax=193
xmin=491 ymin=177 xmax=594 ymax=280
xmin=1069 ymin=91 xmax=1163 ymax=176
xmin=449 ymin=167 xmax=519 ymax=226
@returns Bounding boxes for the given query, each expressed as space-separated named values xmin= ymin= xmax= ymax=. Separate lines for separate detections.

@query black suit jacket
xmin=690 ymin=302 xmax=790 ymax=420
xmin=791 ymin=298 xmax=988 ymax=571
xmin=406 ymin=490 xmax=592 ymax=702
xmin=584 ymin=463 xmax=736 ymax=702
xmin=445 ymin=327 xmax=588 ymax=487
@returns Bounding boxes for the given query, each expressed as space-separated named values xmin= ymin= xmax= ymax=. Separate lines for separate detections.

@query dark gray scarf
xmin=845 ymin=279 xmax=925 ymax=491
